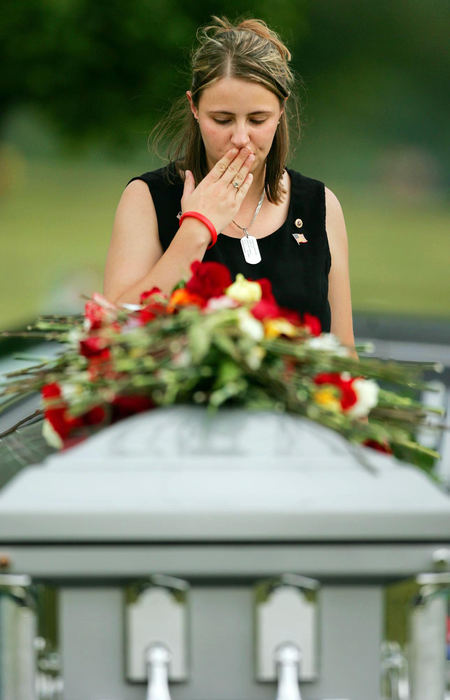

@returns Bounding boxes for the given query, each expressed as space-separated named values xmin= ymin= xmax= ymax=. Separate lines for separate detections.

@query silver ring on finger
xmin=232 ymin=181 xmax=240 ymax=190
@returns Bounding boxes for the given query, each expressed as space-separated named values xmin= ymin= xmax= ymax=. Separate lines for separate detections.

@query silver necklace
xmin=232 ymin=190 xmax=265 ymax=264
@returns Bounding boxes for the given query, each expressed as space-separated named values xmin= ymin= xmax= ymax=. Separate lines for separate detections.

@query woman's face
xmin=188 ymin=77 xmax=284 ymax=175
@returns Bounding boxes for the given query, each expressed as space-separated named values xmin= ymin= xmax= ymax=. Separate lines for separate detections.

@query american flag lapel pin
xmin=292 ymin=218 xmax=307 ymax=243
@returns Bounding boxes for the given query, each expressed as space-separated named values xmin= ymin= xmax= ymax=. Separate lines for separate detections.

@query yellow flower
xmin=313 ymin=387 xmax=340 ymax=411
xmin=263 ymin=318 xmax=298 ymax=339
xmin=225 ymin=274 xmax=262 ymax=304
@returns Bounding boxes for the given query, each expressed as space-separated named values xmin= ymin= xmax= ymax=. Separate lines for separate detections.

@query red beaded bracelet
xmin=178 ymin=211 xmax=218 ymax=249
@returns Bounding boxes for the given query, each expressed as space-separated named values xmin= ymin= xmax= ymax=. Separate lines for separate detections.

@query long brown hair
xmin=152 ymin=16 xmax=299 ymax=204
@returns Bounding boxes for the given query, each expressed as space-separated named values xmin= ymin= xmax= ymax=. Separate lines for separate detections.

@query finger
xmin=235 ymin=171 xmax=253 ymax=200
xmin=208 ymin=148 xmax=240 ymax=181
xmin=229 ymin=152 xmax=255 ymax=188
xmin=182 ymin=170 xmax=196 ymax=200
xmin=225 ymin=149 xmax=254 ymax=185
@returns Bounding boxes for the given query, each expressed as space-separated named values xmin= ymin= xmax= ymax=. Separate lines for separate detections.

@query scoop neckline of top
xmin=218 ymin=167 xmax=295 ymax=243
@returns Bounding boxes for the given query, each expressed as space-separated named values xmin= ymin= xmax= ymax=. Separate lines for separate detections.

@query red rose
xmin=363 ymin=439 xmax=393 ymax=455
xmin=111 ymin=394 xmax=154 ymax=421
xmin=251 ymin=297 xmax=280 ymax=320
xmin=42 ymin=384 xmax=73 ymax=440
xmin=138 ymin=308 xmax=157 ymax=324
xmin=314 ymin=372 xmax=358 ymax=410
xmin=185 ymin=261 xmax=232 ymax=301
xmin=41 ymin=382 xmax=106 ymax=441
xmin=303 ymin=313 xmax=321 ymax=337
xmin=138 ymin=301 xmax=167 ymax=325
xmin=248 ymin=278 xmax=302 ymax=324
xmin=79 ymin=336 xmax=110 ymax=358
xmin=84 ymin=294 xmax=117 ymax=330
xmin=85 ymin=301 xmax=105 ymax=330
xmin=252 ymin=277 xmax=276 ymax=302
xmin=42 ymin=382 xmax=64 ymax=404
xmin=251 ymin=297 xmax=301 ymax=324
xmin=140 ymin=287 xmax=163 ymax=304
xmin=137 ymin=288 xmax=167 ymax=324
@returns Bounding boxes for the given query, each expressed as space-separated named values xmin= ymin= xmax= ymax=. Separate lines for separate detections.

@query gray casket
xmin=0 ymin=407 xmax=449 ymax=700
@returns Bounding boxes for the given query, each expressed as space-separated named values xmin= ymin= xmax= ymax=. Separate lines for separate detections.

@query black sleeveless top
xmin=129 ymin=164 xmax=331 ymax=332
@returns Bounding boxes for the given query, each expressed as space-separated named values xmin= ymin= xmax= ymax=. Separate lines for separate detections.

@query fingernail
xmin=230 ymin=148 xmax=238 ymax=155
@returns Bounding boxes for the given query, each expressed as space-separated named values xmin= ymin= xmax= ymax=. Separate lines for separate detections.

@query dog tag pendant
xmin=241 ymin=232 xmax=261 ymax=264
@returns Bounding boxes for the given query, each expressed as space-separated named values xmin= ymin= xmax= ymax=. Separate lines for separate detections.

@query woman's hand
xmin=181 ymin=147 xmax=254 ymax=233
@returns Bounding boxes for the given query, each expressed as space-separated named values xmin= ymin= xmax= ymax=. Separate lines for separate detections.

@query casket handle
xmin=380 ymin=641 xmax=410 ymax=700
xmin=146 ymin=642 xmax=172 ymax=700
xmin=274 ymin=642 xmax=302 ymax=700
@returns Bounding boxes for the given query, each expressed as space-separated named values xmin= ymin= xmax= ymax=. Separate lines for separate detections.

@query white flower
xmin=42 ymin=419 xmax=63 ymax=449
xmin=205 ymin=295 xmax=237 ymax=312
xmin=121 ymin=317 xmax=144 ymax=331
xmin=172 ymin=349 xmax=192 ymax=367
xmin=60 ymin=382 xmax=80 ymax=402
xmin=246 ymin=346 xmax=266 ymax=369
xmin=237 ymin=308 xmax=264 ymax=341
xmin=67 ymin=326 xmax=85 ymax=343
xmin=59 ymin=373 xmax=89 ymax=402
xmin=347 ymin=378 xmax=379 ymax=418
xmin=120 ymin=303 xmax=142 ymax=311
xmin=306 ymin=333 xmax=350 ymax=357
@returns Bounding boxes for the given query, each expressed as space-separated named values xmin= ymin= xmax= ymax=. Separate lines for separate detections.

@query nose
xmin=230 ymin=121 xmax=251 ymax=149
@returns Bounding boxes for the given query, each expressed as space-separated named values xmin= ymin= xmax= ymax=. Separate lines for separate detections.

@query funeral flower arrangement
xmin=0 ymin=261 xmax=442 ymax=471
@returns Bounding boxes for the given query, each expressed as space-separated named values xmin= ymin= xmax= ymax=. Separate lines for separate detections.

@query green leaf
xmin=188 ymin=324 xmax=211 ymax=363
xmin=215 ymin=359 xmax=241 ymax=386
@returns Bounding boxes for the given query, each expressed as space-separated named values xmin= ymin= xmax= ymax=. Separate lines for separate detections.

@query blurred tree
xmin=0 ymin=0 xmax=447 ymax=171
xmin=294 ymin=0 xmax=449 ymax=160
xmin=0 ymin=0 xmax=307 ymax=152
xmin=1 ymin=0 xmax=194 ymax=150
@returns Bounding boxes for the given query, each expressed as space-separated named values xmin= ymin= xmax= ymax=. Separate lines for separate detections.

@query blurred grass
xmin=0 ymin=155 xmax=449 ymax=329
xmin=341 ymin=185 xmax=450 ymax=317
xmin=0 ymin=157 xmax=136 ymax=327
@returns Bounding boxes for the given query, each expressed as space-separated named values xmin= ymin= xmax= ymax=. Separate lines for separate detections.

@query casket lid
xmin=0 ymin=407 xmax=449 ymax=543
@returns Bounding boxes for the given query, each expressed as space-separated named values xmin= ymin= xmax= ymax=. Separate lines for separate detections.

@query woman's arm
xmin=103 ymin=148 xmax=254 ymax=305
xmin=103 ymin=179 xmax=210 ymax=304
xmin=325 ymin=187 xmax=357 ymax=355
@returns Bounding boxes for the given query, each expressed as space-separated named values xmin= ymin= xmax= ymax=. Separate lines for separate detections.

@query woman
xmin=104 ymin=16 xmax=355 ymax=351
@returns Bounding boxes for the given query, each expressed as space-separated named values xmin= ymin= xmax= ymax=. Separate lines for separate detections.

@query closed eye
xmin=213 ymin=118 xmax=268 ymax=125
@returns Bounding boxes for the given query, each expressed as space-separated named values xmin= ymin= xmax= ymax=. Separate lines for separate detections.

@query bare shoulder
xmin=116 ymin=178 xmax=157 ymax=219
xmin=110 ymin=178 xmax=160 ymax=251
xmin=324 ymin=186 xmax=342 ymax=206
xmin=325 ymin=186 xmax=348 ymax=248
xmin=324 ymin=188 xmax=355 ymax=348
xmin=325 ymin=186 xmax=345 ymax=226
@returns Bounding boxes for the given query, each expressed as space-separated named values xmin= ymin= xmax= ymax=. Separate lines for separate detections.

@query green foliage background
xmin=1 ymin=0 xmax=449 ymax=327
